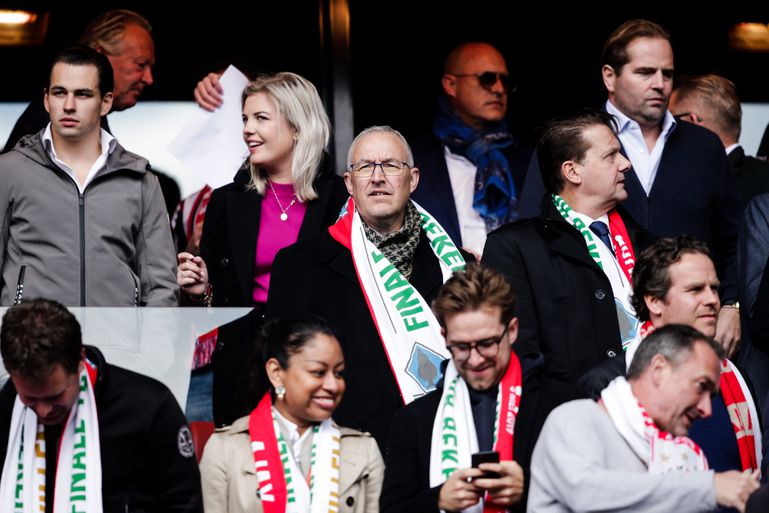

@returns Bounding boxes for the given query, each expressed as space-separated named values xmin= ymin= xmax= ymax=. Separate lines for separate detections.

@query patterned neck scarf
xmin=362 ymin=201 xmax=422 ymax=279
xmin=433 ymin=96 xmax=517 ymax=231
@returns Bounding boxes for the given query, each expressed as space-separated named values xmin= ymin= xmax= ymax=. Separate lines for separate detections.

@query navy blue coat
xmin=411 ymin=134 xmax=532 ymax=247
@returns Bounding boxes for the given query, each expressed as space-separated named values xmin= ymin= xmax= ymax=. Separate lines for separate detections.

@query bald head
xmin=442 ymin=42 xmax=509 ymax=130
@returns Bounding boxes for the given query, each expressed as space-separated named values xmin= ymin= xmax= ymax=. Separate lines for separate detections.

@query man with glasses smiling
xmin=411 ymin=42 xmax=532 ymax=256
xmin=381 ymin=264 xmax=561 ymax=513
xmin=268 ymin=126 xmax=472 ymax=449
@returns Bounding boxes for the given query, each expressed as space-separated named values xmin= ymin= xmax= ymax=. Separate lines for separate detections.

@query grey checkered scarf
xmin=362 ymin=201 xmax=422 ymax=279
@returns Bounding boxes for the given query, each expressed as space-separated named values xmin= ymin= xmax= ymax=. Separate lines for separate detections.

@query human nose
xmin=322 ymin=372 xmax=342 ymax=393
xmin=697 ymin=393 xmax=712 ymax=419
xmin=490 ymin=75 xmax=506 ymax=94
xmin=141 ymin=66 xmax=154 ymax=86
xmin=35 ymin=402 xmax=54 ymax=419
xmin=63 ymin=93 xmax=76 ymax=111
xmin=618 ymin=154 xmax=631 ymax=173
xmin=466 ymin=344 xmax=486 ymax=366
xmin=369 ymin=163 xmax=387 ymax=182
xmin=650 ymin=70 xmax=665 ymax=90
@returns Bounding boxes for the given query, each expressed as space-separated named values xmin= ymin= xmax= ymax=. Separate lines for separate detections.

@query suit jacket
xmin=199 ymin=167 xmax=348 ymax=426
xmin=380 ymin=357 xmax=571 ymax=513
xmin=267 ymin=229 xmax=456 ymax=449
xmin=410 ymin=133 xmax=532 ymax=247
xmin=729 ymin=145 xmax=769 ymax=208
xmin=200 ymin=416 xmax=384 ymax=513
xmin=482 ymin=199 xmax=656 ymax=389
xmin=518 ymin=120 xmax=741 ymax=302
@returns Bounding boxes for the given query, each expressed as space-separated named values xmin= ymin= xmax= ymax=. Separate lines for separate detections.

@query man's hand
xmin=714 ymin=469 xmax=760 ymax=512
xmin=438 ymin=468 xmax=484 ymax=512
xmin=715 ymin=307 xmax=741 ymax=358
xmin=194 ymin=73 xmax=224 ymax=111
xmin=473 ymin=460 xmax=525 ymax=506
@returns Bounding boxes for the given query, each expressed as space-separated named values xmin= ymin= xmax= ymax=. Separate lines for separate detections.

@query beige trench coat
xmin=200 ymin=416 xmax=384 ymax=513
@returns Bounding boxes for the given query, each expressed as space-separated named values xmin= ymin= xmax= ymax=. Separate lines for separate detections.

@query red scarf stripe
xmin=248 ymin=394 xmax=288 ymax=512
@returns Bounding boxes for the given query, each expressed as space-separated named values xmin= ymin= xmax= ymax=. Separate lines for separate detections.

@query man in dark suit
xmin=268 ymin=126 xmax=470 ymax=448
xmin=670 ymin=74 xmax=769 ymax=207
xmin=483 ymin=109 xmax=655 ymax=397
xmin=382 ymin=264 xmax=562 ymax=513
xmin=518 ymin=20 xmax=742 ymax=357
xmin=411 ymin=42 xmax=532 ymax=256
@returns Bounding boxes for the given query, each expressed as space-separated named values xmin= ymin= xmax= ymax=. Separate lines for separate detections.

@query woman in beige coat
xmin=200 ymin=316 xmax=384 ymax=513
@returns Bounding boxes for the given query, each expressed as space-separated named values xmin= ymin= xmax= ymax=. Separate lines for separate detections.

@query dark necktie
xmin=589 ymin=220 xmax=614 ymax=256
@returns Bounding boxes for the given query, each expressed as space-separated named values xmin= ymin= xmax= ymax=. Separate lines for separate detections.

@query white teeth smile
xmin=248 ymin=142 xmax=263 ymax=147
xmin=313 ymin=397 xmax=334 ymax=406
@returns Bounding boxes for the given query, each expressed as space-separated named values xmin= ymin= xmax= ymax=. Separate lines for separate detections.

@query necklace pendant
xmin=280 ymin=212 xmax=288 ymax=221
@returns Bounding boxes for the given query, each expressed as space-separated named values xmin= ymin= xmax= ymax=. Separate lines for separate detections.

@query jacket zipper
xmin=79 ymin=192 xmax=86 ymax=306
xmin=14 ymin=265 xmax=25 ymax=305
xmin=131 ymin=272 xmax=139 ymax=307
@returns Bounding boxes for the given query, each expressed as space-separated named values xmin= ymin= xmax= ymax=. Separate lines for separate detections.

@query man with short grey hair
xmin=268 ymin=126 xmax=470 ymax=448
xmin=528 ymin=325 xmax=760 ymax=513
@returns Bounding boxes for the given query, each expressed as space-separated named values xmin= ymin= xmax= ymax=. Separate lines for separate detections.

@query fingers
xmin=194 ymin=73 xmax=224 ymax=111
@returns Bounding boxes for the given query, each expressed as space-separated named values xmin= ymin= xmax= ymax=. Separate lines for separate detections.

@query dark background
xmin=2 ymin=0 xmax=768 ymax=146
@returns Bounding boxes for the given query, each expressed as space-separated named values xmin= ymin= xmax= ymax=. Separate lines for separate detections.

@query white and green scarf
xmin=329 ymin=197 xmax=466 ymax=403
xmin=0 ymin=361 xmax=102 ymax=513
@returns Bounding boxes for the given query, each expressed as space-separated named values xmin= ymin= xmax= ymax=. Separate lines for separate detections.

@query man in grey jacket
xmin=527 ymin=325 xmax=759 ymax=513
xmin=0 ymin=46 xmax=177 ymax=306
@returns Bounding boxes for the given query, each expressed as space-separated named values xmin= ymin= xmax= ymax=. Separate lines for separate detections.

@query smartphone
xmin=471 ymin=450 xmax=500 ymax=479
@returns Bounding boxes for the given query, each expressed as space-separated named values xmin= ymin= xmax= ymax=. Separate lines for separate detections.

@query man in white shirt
xmin=411 ymin=42 xmax=533 ymax=256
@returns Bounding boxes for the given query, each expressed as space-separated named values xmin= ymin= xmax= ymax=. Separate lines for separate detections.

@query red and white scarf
xmin=0 ymin=361 xmax=102 ymax=513
xmin=601 ymin=376 xmax=708 ymax=473
xmin=248 ymin=393 xmax=341 ymax=513
xmin=429 ymin=354 xmax=522 ymax=513
xmin=552 ymin=195 xmax=638 ymax=349
xmin=625 ymin=323 xmax=761 ymax=471
xmin=329 ymin=197 xmax=466 ymax=403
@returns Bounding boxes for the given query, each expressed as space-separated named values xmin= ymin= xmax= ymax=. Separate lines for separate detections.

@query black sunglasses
xmin=451 ymin=71 xmax=514 ymax=91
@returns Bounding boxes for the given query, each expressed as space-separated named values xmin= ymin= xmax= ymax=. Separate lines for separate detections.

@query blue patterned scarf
xmin=433 ymin=97 xmax=517 ymax=231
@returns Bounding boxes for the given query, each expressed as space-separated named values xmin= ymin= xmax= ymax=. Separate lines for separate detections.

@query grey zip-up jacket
xmin=0 ymin=130 xmax=178 ymax=306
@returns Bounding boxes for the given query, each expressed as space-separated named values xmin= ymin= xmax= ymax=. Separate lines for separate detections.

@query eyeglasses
xmin=450 ymin=71 xmax=514 ymax=91
xmin=348 ymin=160 xmax=411 ymax=177
xmin=446 ymin=326 xmax=508 ymax=360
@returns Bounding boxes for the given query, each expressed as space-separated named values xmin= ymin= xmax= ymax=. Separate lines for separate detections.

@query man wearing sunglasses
xmin=382 ymin=264 xmax=564 ymax=513
xmin=411 ymin=42 xmax=532 ymax=256
xmin=518 ymin=20 xmax=742 ymax=359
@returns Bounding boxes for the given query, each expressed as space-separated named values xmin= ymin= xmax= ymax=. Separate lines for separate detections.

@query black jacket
xmin=482 ymin=198 xmax=655 ymax=392
xmin=380 ymin=355 xmax=575 ymax=513
xmin=0 ymin=346 xmax=203 ymax=513
xmin=199 ymin=167 xmax=348 ymax=427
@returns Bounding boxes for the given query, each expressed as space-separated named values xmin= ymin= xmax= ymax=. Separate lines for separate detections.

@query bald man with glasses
xmin=411 ymin=42 xmax=533 ymax=256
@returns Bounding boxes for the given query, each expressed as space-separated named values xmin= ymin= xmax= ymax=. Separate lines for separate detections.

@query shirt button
xmin=346 ymin=497 xmax=355 ymax=507
xmin=594 ymin=289 xmax=606 ymax=300
xmin=220 ymin=257 xmax=230 ymax=267
xmin=606 ymin=350 xmax=617 ymax=358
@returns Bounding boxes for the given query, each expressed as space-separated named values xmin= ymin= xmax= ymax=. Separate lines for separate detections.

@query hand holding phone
xmin=471 ymin=450 xmax=500 ymax=479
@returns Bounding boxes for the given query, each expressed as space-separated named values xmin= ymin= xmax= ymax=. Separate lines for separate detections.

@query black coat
xmin=380 ymin=356 xmax=573 ymax=513
xmin=0 ymin=346 xmax=203 ymax=513
xmin=199 ymin=167 xmax=348 ymax=426
xmin=729 ymin=145 xmax=769 ymax=208
xmin=519 ymin=120 xmax=742 ymax=303
xmin=410 ymin=133 xmax=533 ymax=247
xmin=482 ymin=199 xmax=656 ymax=391
xmin=267 ymin=229 xmax=460 ymax=449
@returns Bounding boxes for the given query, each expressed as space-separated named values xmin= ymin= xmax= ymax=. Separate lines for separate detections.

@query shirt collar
xmin=42 ymin=124 xmax=116 ymax=162
xmin=605 ymin=100 xmax=677 ymax=138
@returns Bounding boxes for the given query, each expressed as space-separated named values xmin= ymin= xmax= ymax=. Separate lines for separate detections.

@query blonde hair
xmin=77 ymin=9 xmax=152 ymax=55
xmin=241 ymin=72 xmax=331 ymax=201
